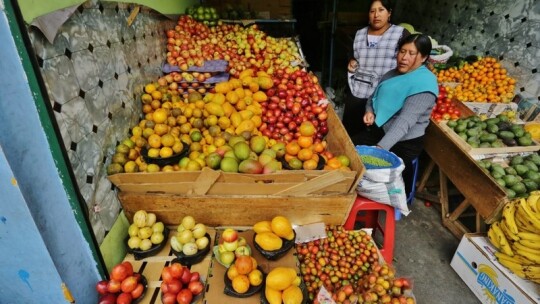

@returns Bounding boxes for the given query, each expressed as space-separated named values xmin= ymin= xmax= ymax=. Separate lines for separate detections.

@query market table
xmin=416 ymin=119 xmax=509 ymax=239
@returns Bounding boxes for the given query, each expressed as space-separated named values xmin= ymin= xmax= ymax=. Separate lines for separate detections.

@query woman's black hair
xmin=398 ymin=33 xmax=432 ymax=60
xmin=371 ymin=0 xmax=394 ymax=13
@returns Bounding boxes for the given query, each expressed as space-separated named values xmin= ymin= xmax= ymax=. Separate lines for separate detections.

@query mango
xmin=255 ymin=232 xmax=283 ymax=251
xmin=205 ymin=103 xmax=224 ymax=117
xmin=235 ymin=120 xmax=256 ymax=135
xmin=238 ymin=159 xmax=263 ymax=174
xmin=239 ymin=68 xmax=255 ymax=80
xmin=233 ymin=142 xmax=251 ymax=161
xmin=271 ymin=216 xmax=294 ymax=239
xmin=257 ymin=76 xmax=273 ymax=90
xmin=282 ymin=285 xmax=303 ymax=304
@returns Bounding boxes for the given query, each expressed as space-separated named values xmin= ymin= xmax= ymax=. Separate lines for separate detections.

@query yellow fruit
xmin=271 ymin=216 xmax=294 ymax=239
xmin=282 ymin=285 xmax=303 ymax=304
xmin=133 ymin=210 xmax=148 ymax=228
xmin=232 ymin=274 xmax=250 ymax=294
xmin=144 ymin=83 xmax=156 ymax=94
xmin=248 ymin=269 xmax=263 ymax=286
xmin=253 ymin=91 xmax=268 ymax=102
xmin=257 ymin=76 xmax=273 ymax=90
xmin=147 ymin=134 xmax=162 ymax=149
xmin=205 ymin=103 xmax=225 ymax=117
xmin=235 ymin=120 xmax=255 ymax=135
xmin=239 ymin=69 xmax=255 ymax=79
xmin=153 ymin=108 xmax=168 ymax=124
xmin=253 ymin=221 xmax=273 ymax=234
xmin=266 ymin=267 xmax=298 ymax=291
xmin=265 ymin=286 xmax=282 ymax=304
xmin=159 ymin=147 xmax=173 ymax=158
xmin=215 ymin=82 xmax=232 ymax=94
xmin=227 ymin=264 xmax=240 ymax=280
xmin=255 ymin=232 xmax=283 ymax=251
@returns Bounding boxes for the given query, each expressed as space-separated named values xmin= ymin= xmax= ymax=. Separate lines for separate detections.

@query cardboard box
xmin=515 ymin=94 xmax=540 ymax=122
xmin=109 ymin=106 xmax=364 ymax=226
xmin=451 ymin=233 xmax=540 ymax=304
xmin=463 ymin=101 xmax=519 ymax=120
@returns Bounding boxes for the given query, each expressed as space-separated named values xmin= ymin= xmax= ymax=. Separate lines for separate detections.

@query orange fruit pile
xmin=436 ymin=57 xmax=516 ymax=103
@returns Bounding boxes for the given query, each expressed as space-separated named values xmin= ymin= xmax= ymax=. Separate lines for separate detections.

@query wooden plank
xmin=417 ymin=159 xmax=435 ymax=193
xmin=439 ymin=170 xmax=449 ymax=220
xmin=424 ymin=122 xmax=507 ymax=223
xmin=274 ymin=170 xmax=347 ymax=195
xmin=119 ymin=192 xmax=357 ymax=226
xmin=448 ymin=199 xmax=470 ymax=221
xmin=189 ymin=167 xmax=221 ymax=195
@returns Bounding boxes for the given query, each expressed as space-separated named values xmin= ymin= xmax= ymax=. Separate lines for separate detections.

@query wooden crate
xmin=109 ymin=106 xmax=363 ymax=226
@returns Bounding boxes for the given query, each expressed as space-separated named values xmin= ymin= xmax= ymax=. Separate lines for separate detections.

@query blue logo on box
xmin=476 ymin=264 xmax=515 ymax=304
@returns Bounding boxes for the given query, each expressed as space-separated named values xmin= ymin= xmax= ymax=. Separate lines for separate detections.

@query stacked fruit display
xmin=185 ymin=5 xmax=220 ymax=26
xmin=478 ymin=153 xmax=540 ymax=199
xmin=225 ymin=255 xmax=264 ymax=294
xmin=430 ymin=85 xmax=461 ymax=122
xmin=168 ymin=71 xmax=217 ymax=97
xmin=296 ymin=226 xmax=416 ymax=303
xmin=170 ymin=215 xmax=210 ymax=256
xmin=127 ymin=210 xmax=166 ymax=251
xmin=216 ymin=228 xmax=251 ymax=266
xmin=487 ymin=193 xmax=540 ymax=284
xmin=106 ymin=138 xmax=140 ymax=175
xmin=95 ymin=261 xmax=145 ymax=304
xmin=446 ymin=113 xmax=534 ymax=148
xmin=436 ymin=56 xmax=516 ymax=103
xmin=254 ymin=216 xmax=295 ymax=251
xmin=160 ymin=262 xmax=205 ymax=304
xmin=263 ymin=267 xmax=304 ymax=303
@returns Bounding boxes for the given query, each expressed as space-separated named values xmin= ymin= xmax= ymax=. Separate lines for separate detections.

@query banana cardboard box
xmin=451 ymin=233 xmax=540 ymax=304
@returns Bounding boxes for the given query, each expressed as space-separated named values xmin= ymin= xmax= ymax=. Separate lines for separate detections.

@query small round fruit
xmin=248 ymin=269 xmax=263 ymax=286
xmin=152 ymin=222 xmax=165 ymax=233
xmin=181 ymin=215 xmax=196 ymax=230
xmin=195 ymin=236 xmax=209 ymax=250
xmin=232 ymin=274 xmax=250 ymax=294
xmin=138 ymin=227 xmax=153 ymax=240
xmin=192 ymin=223 xmax=207 ymax=239
xmin=140 ymin=238 xmax=153 ymax=251
xmin=146 ymin=212 xmax=157 ymax=227
xmin=128 ymin=224 xmax=140 ymax=237
xmin=178 ymin=230 xmax=194 ymax=244
xmin=128 ymin=236 xmax=142 ymax=249
xmin=151 ymin=232 xmax=165 ymax=244
xmin=182 ymin=242 xmax=198 ymax=256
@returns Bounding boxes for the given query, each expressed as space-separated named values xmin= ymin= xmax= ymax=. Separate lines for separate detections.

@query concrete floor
xmin=392 ymin=199 xmax=481 ymax=303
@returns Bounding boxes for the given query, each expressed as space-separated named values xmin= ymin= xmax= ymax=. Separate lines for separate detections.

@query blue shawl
xmin=372 ymin=65 xmax=439 ymax=126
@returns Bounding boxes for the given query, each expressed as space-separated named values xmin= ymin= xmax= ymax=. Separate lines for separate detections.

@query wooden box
xmin=109 ymin=106 xmax=364 ymax=226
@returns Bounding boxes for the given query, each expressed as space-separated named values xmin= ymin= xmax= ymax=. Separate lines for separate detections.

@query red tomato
xmin=106 ymin=279 xmax=121 ymax=294
xmin=121 ymin=261 xmax=134 ymax=277
xmin=121 ymin=276 xmax=138 ymax=293
xmin=111 ymin=263 xmax=129 ymax=282
xmin=130 ymin=283 xmax=144 ymax=299
xmin=166 ymin=279 xmax=183 ymax=295
xmin=116 ymin=292 xmax=132 ymax=304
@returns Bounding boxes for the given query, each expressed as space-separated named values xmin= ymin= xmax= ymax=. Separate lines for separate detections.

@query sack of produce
xmin=355 ymin=146 xmax=410 ymax=216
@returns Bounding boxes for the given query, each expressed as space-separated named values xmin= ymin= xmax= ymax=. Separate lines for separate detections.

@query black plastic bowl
xmin=223 ymin=266 xmax=265 ymax=298
xmin=171 ymin=233 xmax=212 ymax=266
xmin=253 ymin=231 xmax=296 ymax=261
xmin=125 ymin=227 xmax=169 ymax=260
xmin=140 ymin=142 xmax=189 ymax=166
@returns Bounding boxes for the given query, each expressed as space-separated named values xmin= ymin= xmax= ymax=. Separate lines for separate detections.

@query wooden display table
xmin=417 ymin=121 xmax=509 ymax=239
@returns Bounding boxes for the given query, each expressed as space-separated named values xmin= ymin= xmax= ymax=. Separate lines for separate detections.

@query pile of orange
xmin=283 ymin=122 xmax=327 ymax=170
xmin=436 ymin=57 xmax=516 ymax=103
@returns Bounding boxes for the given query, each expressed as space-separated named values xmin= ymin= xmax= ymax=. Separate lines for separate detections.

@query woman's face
xmin=369 ymin=1 xmax=391 ymax=30
xmin=396 ymin=42 xmax=427 ymax=74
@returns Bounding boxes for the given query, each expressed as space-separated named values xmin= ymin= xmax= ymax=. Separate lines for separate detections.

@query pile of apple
xmin=127 ymin=210 xmax=166 ymax=251
xmin=160 ymin=262 xmax=205 ymax=304
xmin=170 ymin=215 xmax=210 ymax=256
xmin=96 ymin=261 xmax=144 ymax=304
xmin=217 ymin=228 xmax=251 ymax=266
xmin=168 ymin=71 xmax=216 ymax=97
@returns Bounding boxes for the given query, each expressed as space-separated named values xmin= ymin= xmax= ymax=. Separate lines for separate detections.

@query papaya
xmin=271 ymin=216 xmax=294 ymax=240
xmin=282 ymin=285 xmax=303 ymax=304
xmin=255 ymin=232 xmax=283 ymax=251
xmin=253 ymin=221 xmax=273 ymax=234
xmin=266 ymin=267 xmax=298 ymax=291
xmin=265 ymin=286 xmax=282 ymax=304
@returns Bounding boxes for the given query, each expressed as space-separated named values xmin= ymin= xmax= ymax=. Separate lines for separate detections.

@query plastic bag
xmin=356 ymin=149 xmax=410 ymax=216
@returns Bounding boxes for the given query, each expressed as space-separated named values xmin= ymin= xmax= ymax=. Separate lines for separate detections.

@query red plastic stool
xmin=343 ymin=196 xmax=395 ymax=264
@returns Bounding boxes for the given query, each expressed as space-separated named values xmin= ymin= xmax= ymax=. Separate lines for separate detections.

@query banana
xmin=519 ymin=198 xmax=540 ymax=230
xmin=517 ymin=231 xmax=540 ymax=242
xmin=499 ymin=219 xmax=520 ymax=242
xmin=512 ymin=244 xmax=540 ymax=264
xmin=502 ymin=200 xmax=519 ymax=234
xmin=491 ymin=222 xmax=514 ymax=256
xmin=495 ymin=251 xmax=533 ymax=266
xmin=513 ymin=241 xmax=540 ymax=256
xmin=515 ymin=207 xmax=540 ymax=233
xmin=519 ymin=239 xmax=540 ymax=250
xmin=526 ymin=194 xmax=540 ymax=213
xmin=488 ymin=226 xmax=501 ymax=249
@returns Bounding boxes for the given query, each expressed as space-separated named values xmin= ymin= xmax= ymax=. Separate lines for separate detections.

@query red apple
xmin=106 ymin=279 xmax=121 ymax=293
xmin=221 ymin=228 xmax=238 ymax=242
xmin=95 ymin=280 xmax=109 ymax=295
xmin=188 ymin=280 xmax=204 ymax=296
xmin=180 ymin=267 xmax=192 ymax=284
xmin=98 ymin=293 xmax=117 ymax=304
xmin=176 ymin=289 xmax=193 ymax=304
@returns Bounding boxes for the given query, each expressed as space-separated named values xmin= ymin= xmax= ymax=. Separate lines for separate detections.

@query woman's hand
xmin=348 ymin=59 xmax=359 ymax=73
xmin=364 ymin=112 xmax=375 ymax=126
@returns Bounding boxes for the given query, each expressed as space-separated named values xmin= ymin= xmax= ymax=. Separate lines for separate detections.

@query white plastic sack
xmin=356 ymin=158 xmax=410 ymax=216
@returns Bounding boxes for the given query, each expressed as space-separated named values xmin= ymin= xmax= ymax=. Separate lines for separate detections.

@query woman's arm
xmin=377 ymin=92 xmax=436 ymax=150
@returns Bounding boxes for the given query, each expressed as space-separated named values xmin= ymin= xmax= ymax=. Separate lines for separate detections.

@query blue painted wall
xmin=0 ymin=2 xmax=101 ymax=303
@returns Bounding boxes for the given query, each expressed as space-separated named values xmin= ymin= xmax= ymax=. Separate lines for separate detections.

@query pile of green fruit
xmin=185 ymin=5 xmax=219 ymax=26
xmin=478 ymin=153 xmax=540 ymax=198
xmin=447 ymin=114 xmax=534 ymax=148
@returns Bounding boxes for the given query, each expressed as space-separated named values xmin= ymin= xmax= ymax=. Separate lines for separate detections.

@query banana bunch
xmin=487 ymin=192 xmax=540 ymax=283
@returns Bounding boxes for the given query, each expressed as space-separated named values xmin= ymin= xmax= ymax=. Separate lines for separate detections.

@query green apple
xmin=220 ymin=251 xmax=235 ymax=266
xmin=223 ymin=240 xmax=238 ymax=252
xmin=196 ymin=236 xmax=209 ymax=250
xmin=181 ymin=215 xmax=196 ymax=230
xmin=192 ymin=223 xmax=207 ymax=239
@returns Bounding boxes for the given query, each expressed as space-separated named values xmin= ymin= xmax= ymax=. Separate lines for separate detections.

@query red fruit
xmin=166 ymin=279 xmax=183 ymax=295
xmin=180 ymin=267 xmax=192 ymax=284
xmin=116 ymin=292 xmax=132 ymax=304
xmin=190 ymin=272 xmax=200 ymax=283
xmin=176 ymin=289 xmax=193 ymax=304
xmin=130 ymin=283 xmax=144 ymax=299
xmin=161 ymin=267 xmax=174 ymax=284
xmin=96 ymin=280 xmax=109 ymax=295
xmin=98 ymin=293 xmax=117 ymax=304
xmin=161 ymin=292 xmax=177 ymax=304
xmin=111 ymin=263 xmax=129 ymax=282
xmin=121 ymin=276 xmax=138 ymax=293
xmin=170 ymin=263 xmax=184 ymax=279
xmin=107 ymin=279 xmax=122 ymax=294
xmin=188 ymin=280 xmax=204 ymax=296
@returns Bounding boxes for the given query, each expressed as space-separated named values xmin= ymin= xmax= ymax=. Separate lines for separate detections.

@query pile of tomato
xmin=431 ymin=85 xmax=461 ymax=123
